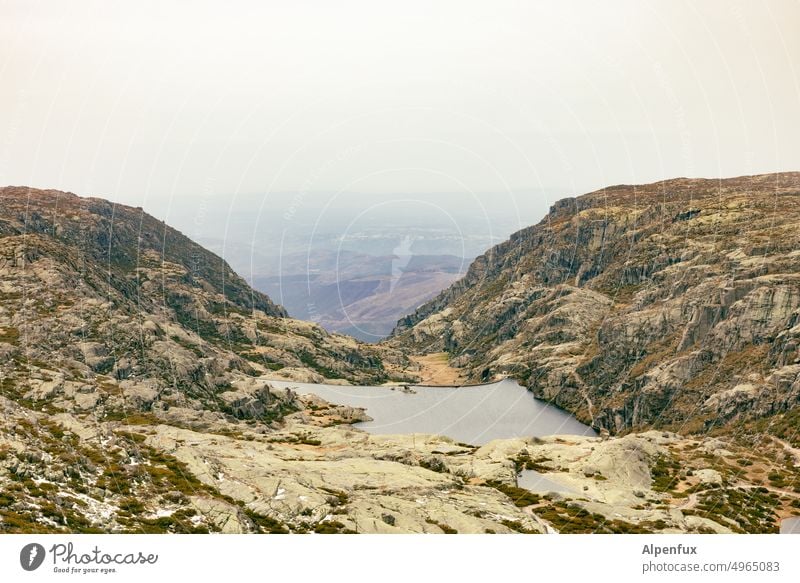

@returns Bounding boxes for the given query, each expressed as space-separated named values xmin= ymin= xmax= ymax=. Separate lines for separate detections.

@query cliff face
xmin=390 ymin=173 xmax=800 ymax=435
xmin=0 ymin=187 xmax=393 ymax=419
xmin=0 ymin=186 xmax=411 ymax=534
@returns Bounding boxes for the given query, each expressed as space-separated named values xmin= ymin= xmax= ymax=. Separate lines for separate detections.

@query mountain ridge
xmin=2 ymin=180 xmax=800 ymax=534
xmin=0 ymin=185 xmax=404 ymax=407
xmin=389 ymin=172 xmax=800 ymax=439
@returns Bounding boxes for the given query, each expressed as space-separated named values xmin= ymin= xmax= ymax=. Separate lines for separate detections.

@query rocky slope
xmin=390 ymin=173 xmax=800 ymax=439
xmin=5 ymin=390 xmax=797 ymax=534
xmin=0 ymin=186 xmax=413 ymax=533
xmin=2 ymin=182 xmax=798 ymax=534
xmin=0 ymin=186 xmax=407 ymax=396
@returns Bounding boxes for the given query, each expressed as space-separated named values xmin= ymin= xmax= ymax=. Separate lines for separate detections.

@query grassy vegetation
xmin=169 ymin=335 xmax=205 ymax=358
xmin=103 ymin=411 xmax=161 ymax=425
xmin=0 ymin=413 xmax=295 ymax=534
xmin=748 ymin=408 xmax=800 ymax=449
xmin=683 ymin=486 xmax=780 ymax=533
xmin=766 ymin=465 xmax=800 ymax=492
xmin=419 ymin=456 xmax=447 ymax=473
xmin=237 ymin=350 xmax=285 ymax=370
xmin=537 ymin=501 xmax=659 ymax=534
xmin=627 ymin=333 xmax=680 ymax=378
xmin=241 ymin=507 xmax=290 ymax=534
xmin=498 ymin=519 xmax=538 ymax=534
xmin=298 ymin=351 xmax=343 ymax=380
xmin=321 ymin=488 xmax=349 ymax=508
xmin=282 ymin=431 xmax=322 ymax=446
xmin=313 ymin=520 xmax=355 ymax=534
xmin=685 ymin=344 xmax=770 ymax=392
xmin=650 ymin=454 xmax=682 ymax=492
xmin=514 ymin=450 xmax=551 ymax=472
xmin=425 ymin=518 xmax=457 ymax=533
xmin=0 ymin=326 xmax=20 ymax=344
xmin=487 ymin=480 xmax=541 ymax=507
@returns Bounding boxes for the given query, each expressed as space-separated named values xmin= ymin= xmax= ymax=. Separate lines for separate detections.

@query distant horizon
xmin=5 ymin=166 xmax=798 ymax=202
xmin=6 ymin=166 xmax=800 ymax=224
xmin=4 ymin=0 xmax=799 ymax=216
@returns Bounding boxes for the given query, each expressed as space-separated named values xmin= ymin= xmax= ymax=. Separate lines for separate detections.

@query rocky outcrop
xmin=0 ymin=187 xmax=411 ymax=424
xmin=5 ymin=386 xmax=793 ymax=534
xmin=3 ymin=179 xmax=799 ymax=535
xmin=390 ymin=173 xmax=800 ymax=436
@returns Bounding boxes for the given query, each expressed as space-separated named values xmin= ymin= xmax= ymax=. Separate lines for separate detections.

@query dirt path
xmin=411 ymin=353 xmax=468 ymax=386
xmin=677 ymin=492 xmax=700 ymax=511
xmin=769 ymin=436 xmax=800 ymax=466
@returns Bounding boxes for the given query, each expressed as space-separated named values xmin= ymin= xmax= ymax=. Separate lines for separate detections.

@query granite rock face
xmin=4 ymin=388 xmax=792 ymax=534
xmin=0 ymin=187 xmax=409 ymax=421
xmin=391 ymin=173 xmax=800 ymax=435
xmin=2 ymin=181 xmax=798 ymax=534
xmin=0 ymin=187 xmax=411 ymax=533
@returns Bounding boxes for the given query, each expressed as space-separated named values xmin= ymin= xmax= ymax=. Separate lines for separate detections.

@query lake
xmin=268 ymin=378 xmax=596 ymax=445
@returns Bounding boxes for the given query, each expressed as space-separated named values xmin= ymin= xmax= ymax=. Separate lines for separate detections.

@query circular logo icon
xmin=20 ymin=543 xmax=46 ymax=571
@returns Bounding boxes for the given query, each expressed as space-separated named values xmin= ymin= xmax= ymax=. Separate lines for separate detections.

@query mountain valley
xmin=1 ymin=177 xmax=799 ymax=534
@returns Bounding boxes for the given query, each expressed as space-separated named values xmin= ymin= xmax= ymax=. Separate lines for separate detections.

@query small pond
xmin=517 ymin=470 xmax=577 ymax=494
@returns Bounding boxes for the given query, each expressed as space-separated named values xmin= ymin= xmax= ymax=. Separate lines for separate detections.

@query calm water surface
xmin=269 ymin=378 xmax=596 ymax=446
xmin=517 ymin=470 xmax=576 ymax=494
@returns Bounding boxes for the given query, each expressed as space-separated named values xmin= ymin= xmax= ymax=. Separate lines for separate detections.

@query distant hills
xmin=254 ymin=249 xmax=467 ymax=341
xmin=179 ymin=189 xmax=549 ymax=343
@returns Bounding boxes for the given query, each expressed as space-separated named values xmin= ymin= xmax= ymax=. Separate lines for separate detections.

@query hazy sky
xmin=2 ymin=0 xmax=799 ymax=218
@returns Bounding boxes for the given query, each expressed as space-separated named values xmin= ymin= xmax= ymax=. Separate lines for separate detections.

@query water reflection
xmin=269 ymin=378 xmax=596 ymax=446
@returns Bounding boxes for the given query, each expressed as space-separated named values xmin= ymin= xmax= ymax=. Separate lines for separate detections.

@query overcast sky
xmin=2 ymin=0 xmax=799 ymax=220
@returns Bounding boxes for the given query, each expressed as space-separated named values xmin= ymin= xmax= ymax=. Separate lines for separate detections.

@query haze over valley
xmin=163 ymin=189 xmax=557 ymax=341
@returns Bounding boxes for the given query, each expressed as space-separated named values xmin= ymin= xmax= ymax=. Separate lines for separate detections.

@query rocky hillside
xmin=0 ymin=186 xmax=400 ymax=401
xmin=391 ymin=173 xmax=800 ymax=438
xmin=2 ymin=183 xmax=799 ymax=534
xmin=0 ymin=186 xmax=416 ymax=533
